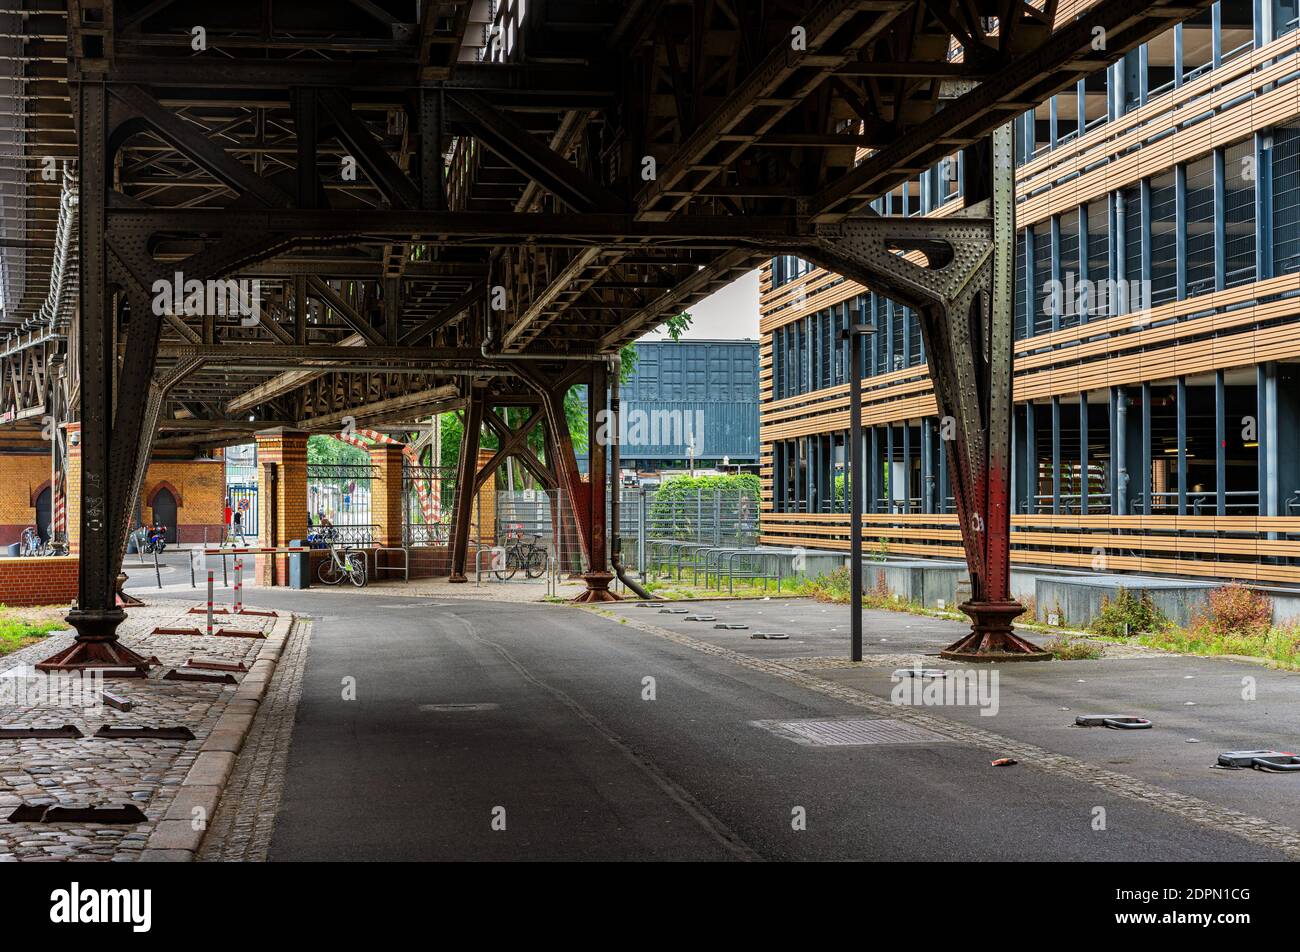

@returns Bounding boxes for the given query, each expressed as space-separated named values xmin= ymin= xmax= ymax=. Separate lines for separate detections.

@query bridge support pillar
xmin=802 ymin=124 xmax=1044 ymax=660
xmin=369 ymin=442 xmax=408 ymax=549
xmin=255 ymin=429 xmax=308 ymax=587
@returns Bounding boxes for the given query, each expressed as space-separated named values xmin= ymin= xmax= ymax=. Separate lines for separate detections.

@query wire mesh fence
xmin=614 ymin=486 xmax=760 ymax=575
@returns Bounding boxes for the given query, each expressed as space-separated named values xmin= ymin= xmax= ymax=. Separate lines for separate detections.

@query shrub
xmin=1089 ymin=588 xmax=1166 ymax=637
xmin=1191 ymin=584 xmax=1272 ymax=640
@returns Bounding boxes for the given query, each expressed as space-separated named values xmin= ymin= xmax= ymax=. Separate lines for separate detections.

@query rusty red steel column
xmin=935 ymin=124 xmax=1045 ymax=661
xmin=448 ymin=390 xmax=485 ymax=582
xmin=800 ymin=123 xmax=1044 ymax=661
xmin=517 ymin=362 xmax=618 ymax=602
xmin=579 ymin=358 xmax=617 ymax=602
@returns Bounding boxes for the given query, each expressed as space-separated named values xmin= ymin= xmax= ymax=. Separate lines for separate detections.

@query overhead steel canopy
xmin=0 ymin=0 xmax=1218 ymax=666
xmin=0 ymin=0 xmax=1212 ymax=445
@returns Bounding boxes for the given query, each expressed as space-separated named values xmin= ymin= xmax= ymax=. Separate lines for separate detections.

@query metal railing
xmin=308 ymin=463 xmax=377 ymax=545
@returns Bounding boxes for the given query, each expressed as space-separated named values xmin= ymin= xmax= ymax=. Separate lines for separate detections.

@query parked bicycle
xmin=317 ymin=540 xmax=366 ymax=587
xmin=17 ymin=525 xmax=67 ymax=557
xmin=18 ymin=526 xmax=42 ymax=557
xmin=493 ymin=530 xmax=548 ymax=581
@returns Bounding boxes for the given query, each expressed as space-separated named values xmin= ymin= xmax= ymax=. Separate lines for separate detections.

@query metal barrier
xmin=372 ymin=546 xmax=409 ymax=583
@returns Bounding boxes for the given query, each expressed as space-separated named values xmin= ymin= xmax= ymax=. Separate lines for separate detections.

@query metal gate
xmin=227 ymin=482 xmax=258 ymax=538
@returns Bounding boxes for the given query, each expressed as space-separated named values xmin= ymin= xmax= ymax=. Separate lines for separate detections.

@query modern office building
xmin=760 ymin=0 xmax=1300 ymax=584
xmin=615 ymin=339 xmax=760 ymax=473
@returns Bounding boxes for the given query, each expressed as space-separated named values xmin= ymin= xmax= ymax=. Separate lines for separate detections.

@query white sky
xmin=638 ymin=269 xmax=759 ymax=342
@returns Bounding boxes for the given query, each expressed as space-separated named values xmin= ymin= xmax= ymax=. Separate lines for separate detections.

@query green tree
xmin=307 ymin=434 xmax=368 ymax=466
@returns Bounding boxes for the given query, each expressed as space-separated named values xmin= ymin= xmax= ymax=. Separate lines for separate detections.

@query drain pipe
xmin=609 ymin=353 xmax=657 ymax=600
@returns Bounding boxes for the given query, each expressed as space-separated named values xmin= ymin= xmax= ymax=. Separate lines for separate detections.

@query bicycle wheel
xmin=346 ymin=553 xmax=367 ymax=587
xmin=494 ymin=546 xmax=520 ymax=581
xmin=524 ymin=547 xmax=547 ymax=579
xmin=317 ymin=556 xmax=343 ymax=585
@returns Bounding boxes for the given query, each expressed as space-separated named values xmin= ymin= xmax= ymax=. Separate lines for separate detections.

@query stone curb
xmin=140 ymin=611 xmax=295 ymax=861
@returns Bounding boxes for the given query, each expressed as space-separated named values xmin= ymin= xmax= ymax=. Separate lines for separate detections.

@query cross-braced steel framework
xmin=0 ymin=0 xmax=1217 ymax=669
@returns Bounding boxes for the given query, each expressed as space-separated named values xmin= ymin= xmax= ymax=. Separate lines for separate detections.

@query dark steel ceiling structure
xmin=0 ymin=0 xmax=1219 ymax=666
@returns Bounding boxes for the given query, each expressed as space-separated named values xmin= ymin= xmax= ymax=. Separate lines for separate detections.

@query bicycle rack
xmin=1074 ymin=714 xmax=1153 ymax=729
xmin=372 ymin=546 xmax=410 ymax=583
xmin=1217 ymin=749 xmax=1300 ymax=771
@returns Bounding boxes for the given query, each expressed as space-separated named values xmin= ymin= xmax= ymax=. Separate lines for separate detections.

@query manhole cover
xmin=418 ymin=703 xmax=500 ymax=713
xmin=752 ymin=717 xmax=952 ymax=747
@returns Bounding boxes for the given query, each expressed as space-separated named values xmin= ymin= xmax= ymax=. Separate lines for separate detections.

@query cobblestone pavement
xmin=198 ymin=618 xmax=311 ymax=861
xmin=0 ymin=598 xmax=280 ymax=862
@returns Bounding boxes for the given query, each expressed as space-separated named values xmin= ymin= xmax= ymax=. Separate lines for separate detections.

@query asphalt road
xmin=227 ymin=589 xmax=1287 ymax=862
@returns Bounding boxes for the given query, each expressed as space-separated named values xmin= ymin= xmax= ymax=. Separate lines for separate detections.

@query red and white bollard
xmin=233 ymin=558 xmax=243 ymax=614
xmin=206 ymin=571 xmax=215 ymax=636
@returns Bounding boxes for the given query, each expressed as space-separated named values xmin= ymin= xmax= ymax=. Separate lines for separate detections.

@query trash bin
xmin=288 ymin=540 xmax=310 ymax=589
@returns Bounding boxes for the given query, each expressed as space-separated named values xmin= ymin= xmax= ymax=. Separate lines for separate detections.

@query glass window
xmin=1223 ymin=139 xmax=1256 ymax=287
xmin=1059 ymin=210 xmax=1080 ymax=328
xmin=1184 ymin=156 xmax=1216 ymax=297
xmin=1085 ymin=199 xmax=1110 ymax=319
xmin=1033 ymin=226 xmax=1053 ymax=335
xmin=1273 ymin=125 xmax=1300 ymax=276
xmin=1015 ymin=230 xmax=1030 ymax=340
xmin=1122 ymin=185 xmax=1144 ymax=301
xmin=1148 ymin=172 xmax=1177 ymax=306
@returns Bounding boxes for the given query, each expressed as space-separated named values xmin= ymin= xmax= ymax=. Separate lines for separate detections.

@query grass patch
xmin=1045 ymin=634 xmax=1104 ymax=660
xmin=0 ymin=604 xmax=68 ymax=657
xmin=793 ymin=567 xmax=965 ymax=621
xmin=1139 ymin=622 xmax=1300 ymax=668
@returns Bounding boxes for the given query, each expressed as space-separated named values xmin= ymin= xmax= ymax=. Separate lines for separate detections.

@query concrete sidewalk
xmin=599 ymin=597 xmax=1300 ymax=853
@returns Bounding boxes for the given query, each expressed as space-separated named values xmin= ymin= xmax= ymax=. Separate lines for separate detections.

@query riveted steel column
xmin=40 ymin=80 xmax=154 ymax=674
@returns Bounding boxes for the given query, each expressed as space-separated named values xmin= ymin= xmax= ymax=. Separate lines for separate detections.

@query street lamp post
xmin=842 ymin=322 xmax=875 ymax=662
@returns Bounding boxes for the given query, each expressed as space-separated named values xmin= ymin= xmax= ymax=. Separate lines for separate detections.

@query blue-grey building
xmin=616 ymin=339 xmax=759 ymax=472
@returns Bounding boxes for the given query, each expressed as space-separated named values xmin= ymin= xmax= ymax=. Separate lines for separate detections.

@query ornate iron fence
xmin=307 ymin=463 xmax=377 ymax=545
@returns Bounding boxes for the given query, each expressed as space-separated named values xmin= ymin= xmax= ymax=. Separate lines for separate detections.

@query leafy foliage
xmin=1046 ymin=635 xmax=1104 ymax=660
xmin=307 ymin=434 xmax=368 ymax=466
xmin=1089 ymin=588 xmax=1166 ymax=637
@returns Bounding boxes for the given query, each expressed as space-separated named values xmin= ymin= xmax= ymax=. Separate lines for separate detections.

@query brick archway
xmin=29 ymin=479 xmax=51 ymax=507
xmin=145 ymin=479 xmax=183 ymax=509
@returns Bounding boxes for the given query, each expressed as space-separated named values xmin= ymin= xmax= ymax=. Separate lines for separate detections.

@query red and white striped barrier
xmin=205 ymin=571 xmax=215 ymax=636
xmin=340 ymin=428 xmax=441 ymax=526
xmin=233 ymin=558 xmax=243 ymax=614
xmin=201 ymin=545 xmax=310 ymax=556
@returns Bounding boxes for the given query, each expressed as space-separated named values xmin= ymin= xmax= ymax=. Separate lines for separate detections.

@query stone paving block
xmin=181 ymin=751 xmax=236 ymax=788
xmin=140 ymin=848 xmax=193 ymax=862
xmin=212 ymin=711 xmax=255 ymax=738
xmin=201 ymin=730 xmax=246 ymax=754
xmin=162 ymin=785 xmax=222 ymax=824
xmin=147 ymin=820 xmax=204 ymax=852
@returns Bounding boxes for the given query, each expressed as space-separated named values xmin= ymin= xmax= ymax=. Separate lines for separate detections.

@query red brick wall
xmin=0 ymin=555 xmax=78 ymax=607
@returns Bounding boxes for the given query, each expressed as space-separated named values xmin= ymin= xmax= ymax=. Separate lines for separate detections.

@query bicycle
xmin=317 ymin=541 xmax=366 ymax=587
xmin=493 ymin=530 xmax=548 ymax=581
xmin=18 ymin=526 xmax=41 ymax=557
